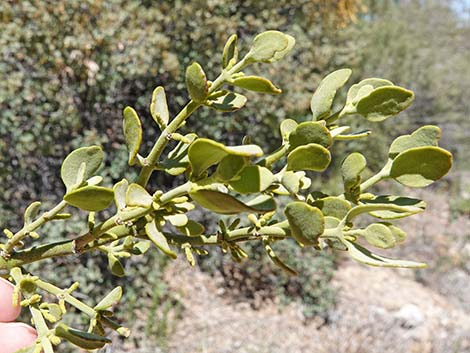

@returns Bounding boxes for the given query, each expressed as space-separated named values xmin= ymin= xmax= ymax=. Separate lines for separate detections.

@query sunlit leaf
xmin=286 ymin=143 xmax=331 ymax=172
xmin=284 ymin=201 xmax=324 ymax=246
xmin=64 ymin=186 xmax=114 ymax=212
xmin=390 ymin=146 xmax=452 ymax=187
xmin=61 ymin=146 xmax=103 ymax=192
xmin=123 ymin=106 xmax=142 ymax=165
xmin=145 ymin=220 xmax=177 ymax=259
xmin=185 ymin=62 xmax=208 ymax=103
xmin=310 ymin=68 xmax=352 ymax=120
xmin=150 ymin=86 xmax=169 ymax=130
xmin=231 ymin=76 xmax=281 ymax=94
xmin=389 ymin=125 xmax=441 ymax=158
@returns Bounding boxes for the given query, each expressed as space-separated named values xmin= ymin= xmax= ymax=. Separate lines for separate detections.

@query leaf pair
xmin=61 ymin=146 xmax=114 ymax=211
xmin=188 ymin=138 xmax=263 ymax=177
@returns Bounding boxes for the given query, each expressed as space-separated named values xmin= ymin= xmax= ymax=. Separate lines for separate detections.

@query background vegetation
xmin=1 ymin=0 xmax=468 ymax=351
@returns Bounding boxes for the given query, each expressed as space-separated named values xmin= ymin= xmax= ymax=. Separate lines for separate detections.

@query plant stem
xmin=136 ymin=58 xmax=248 ymax=187
xmin=360 ymin=159 xmax=392 ymax=191
xmin=30 ymin=305 xmax=55 ymax=353
xmin=263 ymin=144 xmax=289 ymax=168
xmin=2 ymin=200 xmax=68 ymax=256
xmin=36 ymin=279 xmax=96 ymax=317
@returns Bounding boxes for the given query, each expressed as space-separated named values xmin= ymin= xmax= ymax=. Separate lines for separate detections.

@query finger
xmin=0 ymin=322 xmax=38 ymax=353
xmin=0 ymin=277 xmax=21 ymax=322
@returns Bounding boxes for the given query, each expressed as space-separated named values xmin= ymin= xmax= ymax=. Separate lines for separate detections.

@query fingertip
xmin=0 ymin=322 xmax=38 ymax=353
xmin=0 ymin=277 xmax=21 ymax=322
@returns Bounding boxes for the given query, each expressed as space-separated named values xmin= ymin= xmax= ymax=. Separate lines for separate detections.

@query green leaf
xmin=335 ymin=130 xmax=371 ymax=140
xmin=390 ymin=146 xmax=452 ymax=187
xmin=24 ymin=201 xmax=41 ymax=226
xmin=231 ymin=76 xmax=281 ymax=94
xmin=205 ymin=91 xmax=247 ymax=111
xmin=363 ymin=223 xmax=396 ymax=249
xmin=95 ymin=287 xmax=123 ymax=311
xmin=346 ymin=78 xmax=393 ymax=103
xmin=286 ymin=143 xmax=331 ymax=172
xmin=55 ymin=323 xmax=111 ymax=350
xmin=342 ymin=239 xmax=426 ymax=268
xmin=150 ymin=86 xmax=169 ymax=130
xmin=61 ymin=146 xmax=103 ymax=191
xmin=310 ymin=68 xmax=352 ymax=120
xmin=229 ymin=165 xmax=274 ymax=194
xmin=384 ymin=222 xmax=407 ymax=243
xmin=288 ymin=121 xmax=332 ymax=151
xmin=361 ymin=195 xmax=426 ymax=219
xmin=176 ymin=220 xmax=205 ymax=237
xmin=126 ymin=183 xmax=153 ymax=208
xmin=346 ymin=200 xmax=425 ymax=223
xmin=246 ymin=30 xmax=294 ymax=63
xmin=222 ymin=34 xmax=238 ymax=69
xmin=279 ymin=119 xmax=298 ymax=142
xmin=389 ymin=125 xmax=441 ymax=158
xmin=185 ymin=62 xmax=208 ymax=103
xmin=312 ymin=196 xmax=351 ymax=219
xmin=145 ymin=220 xmax=177 ymax=259
xmin=188 ymin=138 xmax=263 ymax=177
xmin=64 ymin=186 xmax=114 ymax=212
xmin=162 ymin=133 xmax=197 ymax=176
xmin=284 ymin=201 xmax=324 ymax=246
xmin=278 ymin=171 xmax=310 ymax=195
xmin=216 ymin=155 xmax=247 ymax=181
xmin=123 ymin=106 xmax=142 ymax=165
xmin=189 ymin=189 xmax=275 ymax=214
xmin=356 ymin=86 xmax=414 ymax=122
xmin=113 ymin=179 xmax=128 ymax=211
xmin=341 ymin=152 xmax=367 ymax=202
xmin=164 ymin=214 xmax=188 ymax=227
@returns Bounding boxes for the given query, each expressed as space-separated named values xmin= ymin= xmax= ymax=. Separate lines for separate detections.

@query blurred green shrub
xmin=0 ymin=0 xmax=364 ymax=227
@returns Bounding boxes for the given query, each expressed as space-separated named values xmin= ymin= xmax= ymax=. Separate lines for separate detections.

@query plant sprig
xmin=0 ymin=30 xmax=452 ymax=352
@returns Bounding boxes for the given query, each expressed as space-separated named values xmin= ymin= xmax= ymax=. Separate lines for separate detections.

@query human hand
xmin=0 ymin=277 xmax=38 ymax=353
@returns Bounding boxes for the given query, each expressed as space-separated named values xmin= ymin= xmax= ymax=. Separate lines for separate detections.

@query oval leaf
xmin=346 ymin=78 xmax=393 ymax=103
xmin=150 ymin=86 xmax=170 ymax=130
xmin=185 ymin=62 xmax=208 ymax=103
xmin=363 ymin=223 xmax=396 ymax=249
xmin=286 ymin=143 xmax=331 ymax=172
xmin=188 ymin=138 xmax=263 ymax=177
xmin=390 ymin=146 xmax=452 ymax=187
xmin=126 ymin=183 xmax=153 ymax=208
xmin=310 ymin=68 xmax=352 ymax=121
xmin=64 ymin=186 xmax=114 ymax=212
xmin=280 ymin=119 xmax=298 ymax=142
xmin=222 ymin=34 xmax=238 ymax=69
xmin=61 ymin=146 xmax=103 ymax=191
xmin=356 ymin=86 xmax=414 ymax=122
xmin=288 ymin=121 xmax=332 ymax=150
xmin=284 ymin=201 xmax=324 ymax=246
xmin=123 ymin=106 xmax=142 ymax=165
xmin=312 ymin=196 xmax=351 ymax=220
xmin=246 ymin=30 xmax=293 ymax=63
xmin=389 ymin=125 xmax=441 ymax=158
xmin=145 ymin=220 xmax=177 ymax=259
xmin=24 ymin=201 xmax=41 ymax=226
xmin=231 ymin=76 xmax=281 ymax=94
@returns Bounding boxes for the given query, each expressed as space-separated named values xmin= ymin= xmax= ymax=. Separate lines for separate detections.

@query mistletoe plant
xmin=0 ymin=31 xmax=452 ymax=352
